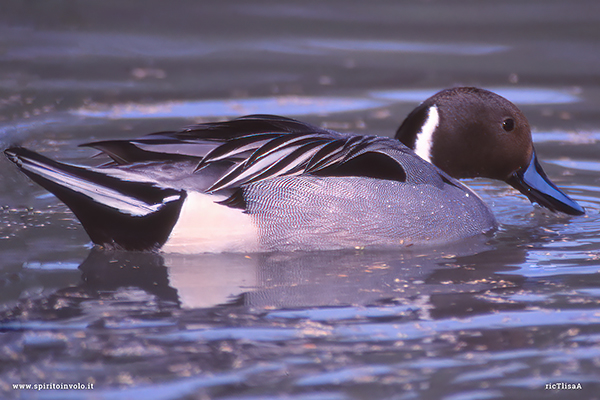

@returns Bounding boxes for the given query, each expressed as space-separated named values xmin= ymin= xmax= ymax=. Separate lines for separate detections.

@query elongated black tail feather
xmin=4 ymin=147 xmax=186 ymax=251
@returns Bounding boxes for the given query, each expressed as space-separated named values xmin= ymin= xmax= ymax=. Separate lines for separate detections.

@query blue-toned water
xmin=1 ymin=1 xmax=600 ymax=399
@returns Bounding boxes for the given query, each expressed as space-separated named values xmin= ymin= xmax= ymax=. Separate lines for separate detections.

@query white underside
xmin=162 ymin=191 xmax=260 ymax=254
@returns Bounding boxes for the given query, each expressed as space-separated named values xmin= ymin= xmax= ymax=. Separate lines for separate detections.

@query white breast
xmin=162 ymin=191 xmax=259 ymax=254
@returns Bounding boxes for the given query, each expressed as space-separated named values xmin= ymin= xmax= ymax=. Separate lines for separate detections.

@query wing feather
xmin=207 ymin=140 xmax=330 ymax=192
xmin=81 ymin=115 xmax=410 ymax=194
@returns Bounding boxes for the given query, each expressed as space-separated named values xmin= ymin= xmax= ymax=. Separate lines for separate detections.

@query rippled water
xmin=1 ymin=1 xmax=600 ymax=399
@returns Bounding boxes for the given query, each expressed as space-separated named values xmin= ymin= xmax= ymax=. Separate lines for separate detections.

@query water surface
xmin=1 ymin=1 xmax=600 ymax=399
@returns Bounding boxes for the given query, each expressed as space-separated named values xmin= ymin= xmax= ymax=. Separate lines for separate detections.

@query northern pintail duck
xmin=5 ymin=87 xmax=584 ymax=253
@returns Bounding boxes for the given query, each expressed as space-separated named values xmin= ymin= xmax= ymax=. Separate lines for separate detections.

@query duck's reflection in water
xmin=76 ymin=234 xmax=525 ymax=313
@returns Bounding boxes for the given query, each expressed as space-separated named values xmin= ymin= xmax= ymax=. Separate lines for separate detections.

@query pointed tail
xmin=4 ymin=147 xmax=186 ymax=251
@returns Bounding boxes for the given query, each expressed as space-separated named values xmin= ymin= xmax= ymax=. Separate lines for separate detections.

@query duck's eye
xmin=502 ymin=118 xmax=515 ymax=132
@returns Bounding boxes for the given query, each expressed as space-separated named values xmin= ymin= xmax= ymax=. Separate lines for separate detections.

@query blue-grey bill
xmin=506 ymin=152 xmax=585 ymax=216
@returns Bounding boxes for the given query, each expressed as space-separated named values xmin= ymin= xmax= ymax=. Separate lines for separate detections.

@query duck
xmin=4 ymin=87 xmax=584 ymax=253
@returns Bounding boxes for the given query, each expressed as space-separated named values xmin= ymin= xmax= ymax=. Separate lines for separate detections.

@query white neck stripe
xmin=413 ymin=105 xmax=439 ymax=163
